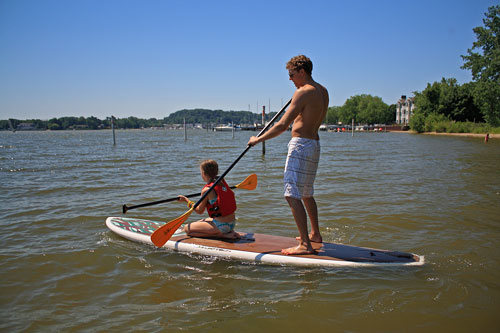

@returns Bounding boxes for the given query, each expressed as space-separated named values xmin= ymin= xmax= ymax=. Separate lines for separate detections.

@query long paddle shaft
xmin=123 ymin=191 xmax=202 ymax=214
xmin=122 ymin=174 xmax=257 ymax=213
xmin=151 ymin=98 xmax=292 ymax=247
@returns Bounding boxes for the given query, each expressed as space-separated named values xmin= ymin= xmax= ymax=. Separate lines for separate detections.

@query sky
xmin=0 ymin=0 xmax=497 ymax=120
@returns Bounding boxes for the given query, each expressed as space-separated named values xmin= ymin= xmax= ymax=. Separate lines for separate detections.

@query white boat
xmin=213 ymin=125 xmax=242 ymax=132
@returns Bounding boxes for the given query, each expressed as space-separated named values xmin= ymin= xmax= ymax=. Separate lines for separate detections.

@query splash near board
xmin=106 ymin=217 xmax=424 ymax=267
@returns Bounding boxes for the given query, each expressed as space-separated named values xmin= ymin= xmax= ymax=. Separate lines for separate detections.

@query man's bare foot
xmin=295 ymin=233 xmax=322 ymax=243
xmin=281 ymin=244 xmax=317 ymax=255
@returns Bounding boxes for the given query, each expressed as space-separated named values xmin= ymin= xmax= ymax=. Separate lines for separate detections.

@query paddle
xmin=151 ymin=98 xmax=292 ymax=247
xmin=122 ymin=174 xmax=257 ymax=214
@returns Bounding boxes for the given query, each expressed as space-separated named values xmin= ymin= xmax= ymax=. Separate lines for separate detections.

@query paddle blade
xmin=151 ymin=208 xmax=194 ymax=247
xmin=235 ymin=173 xmax=257 ymax=190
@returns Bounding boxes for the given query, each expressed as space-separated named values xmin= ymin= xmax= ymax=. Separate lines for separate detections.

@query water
xmin=1 ymin=129 xmax=499 ymax=332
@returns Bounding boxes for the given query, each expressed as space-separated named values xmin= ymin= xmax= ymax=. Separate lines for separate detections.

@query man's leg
xmin=295 ymin=197 xmax=322 ymax=243
xmin=282 ymin=196 xmax=315 ymax=255
xmin=303 ymin=196 xmax=322 ymax=243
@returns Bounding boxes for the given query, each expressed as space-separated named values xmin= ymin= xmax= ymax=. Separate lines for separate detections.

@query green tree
xmin=59 ymin=117 xmax=77 ymax=129
xmin=336 ymin=94 xmax=390 ymax=124
xmin=86 ymin=116 xmax=101 ymax=129
xmin=48 ymin=123 xmax=60 ymax=130
xmin=436 ymin=78 xmax=480 ymax=122
xmin=359 ymin=96 xmax=388 ymax=124
xmin=387 ymin=104 xmax=397 ymax=124
xmin=413 ymin=78 xmax=482 ymax=125
xmin=338 ymin=96 xmax=358 ymax=124
xmin=0 ymin=120 xmax=9 ymax=130
xmin=461 ymin=5 xmax=500 ymax=126
xmin=413 ymin=81 xmax=441 ymax=117
xmin=326 ymin=106 xmax=340 ymax=124
xmin=48 ymin=118 xmax=61 ymax=130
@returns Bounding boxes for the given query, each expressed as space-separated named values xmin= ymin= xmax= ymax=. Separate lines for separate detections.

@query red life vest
xmin=203 ymin=179 xmax=237 ymax=218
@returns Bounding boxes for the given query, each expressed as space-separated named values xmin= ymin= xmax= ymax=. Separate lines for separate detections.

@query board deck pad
xmin=106 ymin=217 xmax=424 ymax=267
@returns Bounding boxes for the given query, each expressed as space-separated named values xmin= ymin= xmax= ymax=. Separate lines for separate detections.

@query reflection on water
xmin=1 ymin=130 xmax=499 ymax=331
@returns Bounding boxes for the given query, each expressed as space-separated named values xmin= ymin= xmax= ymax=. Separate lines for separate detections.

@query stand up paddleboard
xmin=106 ymin=217 xmax=424 ymax=267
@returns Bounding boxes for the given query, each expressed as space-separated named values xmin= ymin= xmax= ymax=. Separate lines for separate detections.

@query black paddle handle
xmin=192 ymin=98 xmax=292 ymax=209
xmin=123 ymin=185 xmax=238 ymax=213
xmin=123 ymin=192 xmax=198 ymax=214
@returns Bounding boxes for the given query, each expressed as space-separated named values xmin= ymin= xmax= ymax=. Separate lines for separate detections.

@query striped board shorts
xmin=283 ymin=137 xmax=321 ymax=199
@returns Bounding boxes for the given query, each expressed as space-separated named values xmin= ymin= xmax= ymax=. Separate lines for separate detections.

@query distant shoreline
xmin=3 ymin=128 xmax=499 ymax=139
xmin=423 ymin=132 xmax=499 ymax=139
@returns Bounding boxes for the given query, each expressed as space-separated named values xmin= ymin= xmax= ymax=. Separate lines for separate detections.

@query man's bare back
xmin=290 ymin=81 xmax=329 ymax=140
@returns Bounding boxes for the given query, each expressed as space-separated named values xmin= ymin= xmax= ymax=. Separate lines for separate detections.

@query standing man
xmin=247 ymin=55 xmax=329 ymax=255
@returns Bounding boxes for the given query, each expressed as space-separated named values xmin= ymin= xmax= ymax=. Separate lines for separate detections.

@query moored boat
xmin=213 ymin=125 xmax=242 ymax=131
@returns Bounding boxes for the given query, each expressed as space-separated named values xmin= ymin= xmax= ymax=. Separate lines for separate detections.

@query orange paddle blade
xmin=235 ymin=173 xmax=257 ymax=190
xmin=151 ymin=208 xmax=194 ymax=247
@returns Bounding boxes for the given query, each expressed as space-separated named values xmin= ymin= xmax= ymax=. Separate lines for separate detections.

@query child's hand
xmin=178 ymin=195 xmax=194 ymax=208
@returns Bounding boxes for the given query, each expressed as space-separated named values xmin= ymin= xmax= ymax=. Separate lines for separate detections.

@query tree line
xmin=0 ymin=116 xmax=152 ymax=131
xmin=0 ymin=110 xmax=270 ymax=131
xmin=410 ymin=5 xmax=500 ymax=133
xmin=1 ymin=100 xmax=397 ymax=131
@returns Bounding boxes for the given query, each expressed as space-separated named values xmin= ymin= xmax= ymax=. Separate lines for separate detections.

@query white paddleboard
xmin=106 ymin=217 xmax=424 ymax=267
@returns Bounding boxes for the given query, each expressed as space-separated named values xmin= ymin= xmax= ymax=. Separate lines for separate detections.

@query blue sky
xmin=0 ymin=0 xmax=496 ymax=120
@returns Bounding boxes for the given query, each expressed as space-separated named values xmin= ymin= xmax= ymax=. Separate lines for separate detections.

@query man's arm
xmin=247 ymin=90 xmax=306 ymax=146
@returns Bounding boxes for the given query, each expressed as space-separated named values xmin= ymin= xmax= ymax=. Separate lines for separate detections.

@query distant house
xmin=16 ymin=122 xmax=36 ymax=131
xmin=70 ymin=125 xmax=89 ymax=130
xmin=396 ymin=95 xmax=415 ymax=125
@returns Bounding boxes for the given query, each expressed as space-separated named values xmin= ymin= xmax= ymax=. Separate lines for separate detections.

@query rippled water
xmin=1 ymin=129 xmax=499 ymax=331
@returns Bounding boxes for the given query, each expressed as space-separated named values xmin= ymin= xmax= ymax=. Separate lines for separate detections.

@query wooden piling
xmin=111 ymin=116 xmax=116 ymax=145
xmin=262 ymin=106 xmax=266 ymax=155
xmin=184 ymin=118 xmax=187 ymax=141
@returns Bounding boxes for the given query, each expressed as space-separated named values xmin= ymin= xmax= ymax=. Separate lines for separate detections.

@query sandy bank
xmin=388 ymin=131 xmax=499 ymax=139
xmin=422 ymin=132 xmax=499 ymax=139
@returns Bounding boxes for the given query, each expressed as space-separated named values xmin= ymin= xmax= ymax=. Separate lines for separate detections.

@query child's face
xmin=200 ymin=167 xmax=210 ymax=182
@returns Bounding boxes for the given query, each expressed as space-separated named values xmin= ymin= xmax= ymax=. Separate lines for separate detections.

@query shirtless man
xmin=247 ymin=55 xmax=329 ymax=255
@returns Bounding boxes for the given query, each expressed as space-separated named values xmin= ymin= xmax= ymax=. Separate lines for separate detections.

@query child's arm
xmin=178 ymin=188 xmax=214 ymax=215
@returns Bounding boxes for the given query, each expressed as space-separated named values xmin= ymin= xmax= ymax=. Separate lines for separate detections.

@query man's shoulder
xmin=298 ymin=84 xmax=316 ymax=92
xmin=294 ymin=85 xmax=316 ymax=100
xmin=295 ymin=83 xmax=327 ymax=101
xmin=299 ymin=81 xmax=327 ymax=93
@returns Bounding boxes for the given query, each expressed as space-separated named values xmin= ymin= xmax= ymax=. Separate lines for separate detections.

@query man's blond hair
xmin=286 ymin=55 xmax=313 ymax=76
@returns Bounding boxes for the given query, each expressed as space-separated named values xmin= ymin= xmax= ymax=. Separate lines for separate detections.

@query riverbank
xmin=423 ymin=132 xmax=499 ymax=139
xmin=389 ymin=130 xmax=499 ymax=139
